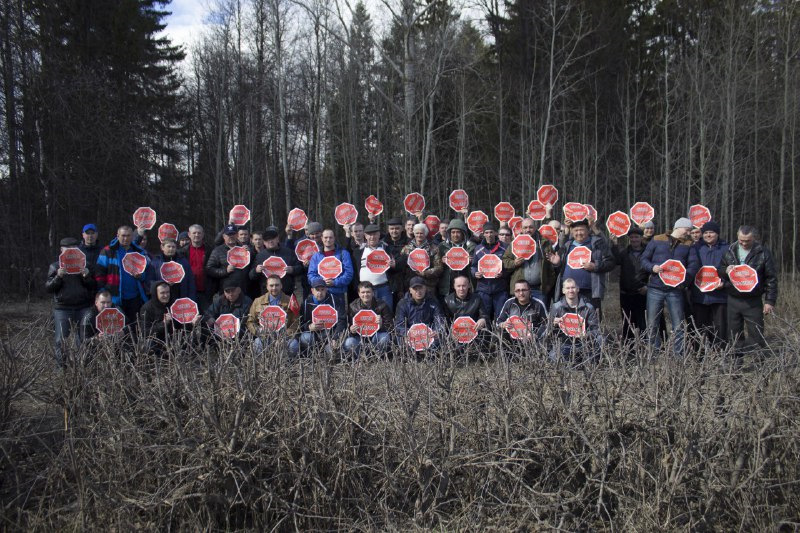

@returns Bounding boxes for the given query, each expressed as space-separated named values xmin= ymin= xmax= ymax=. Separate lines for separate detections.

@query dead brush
xmin=1 ymin=317 xmax=799 ymax=531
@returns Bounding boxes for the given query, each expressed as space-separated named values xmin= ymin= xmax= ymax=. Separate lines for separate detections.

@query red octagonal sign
xmin=630 ymin=202 xmax=655 ymax=225
xmin=295 ymin=239 xmax=319 ymax=263
xmin=158 ymin=223 xmax=178 ymax=243
xmin=170 ymin=297 xmax=198 ymax=324
xmin=407 ymin=248 xmax=430 ymax=273
xmin=537 ymin=184 xmax=558 ymax=206
xmin=59 ymin=248 xmax=86 ymax=274
xmin=160 ymin=261 xmax=185 ymax=284
xmin=563 ymin=202 xmax=590 ymax=223
xmin=353 ymin=309 xmax=380 ymax=337
xmin=406 ymin=323 xmax=435 ymax=351
xmin=259 ymin=305 xmax=287 ymax=332
xmin=262 ymin=256 xmax=287 ymax=278
xmin=96 ymin=307 xmax=125 ymax=336
xmin=695 ymin=266 xmax=722 ymax=293
xmin=287 ymin=208 xmax=308 ymax=232
xmin=404 ymin=193 xmax=425 ymax=214
xmin=538 ymin=225 xmax=558 ymax=245
xmin=449 ymin=189 xmax=469 ymax=212
xmin=312 ymin=304 xmax=338 ymax=329
xmin=466 ymin=210 xmax=489 ymax=234
xmin=527 ymin=200 xmax=547 ymax=221
xmin=509 ymin=216 xmax=523 ymax=237
xmin=318 ymin=256 xmax=343 ymax=280
xmin=335 ymin=203 xmax=359 ymax=226
xmin=729 ymin=264 xmax=758 ymax=293
xmin=559 ymin=313 xmax=585 ymax=338
xmin=122 ymin=252 xmax=147 ymax=276
xmin=424 ymin=215 xmax=440 ymax=236
xmin=229 ymin=205 xmax=250 ymax=226
xmin=659 ymin=259 xmax=686 ymax=288
xmin=366 ymin=249 xmax=391 ymax=274
xmin=606 ymin=211 xmax=632 ymax=238
xmin=478 ymin=254 xmax=503 ymax=278
xmin=133 ymin=207 xmax=156 ymax=230
xmin=494 ymin=202 xmax=515 ymax=223
xmin=451 ymin=316 xmax=478 ymax=344
xmin=512 ymin=234 xmax=537 ymax=260
xmin=365 ymin=195 xmax=383 ymax=217
xmin=227 ymin=246 xmax=250 ymax=269
xmin=566 ymin=246 xmax=592 ymax=269
xmin=689 ymin=204 xmax=711 ymax=228
xmin=506 ymin=315 xmax=532 ymax=340
xmin=215 ymin=313 xmax=240 ymax=338
xmin=443 ymin=247 xmax=470 ymax=271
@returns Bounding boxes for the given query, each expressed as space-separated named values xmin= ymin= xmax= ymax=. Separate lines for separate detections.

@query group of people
xmin=46 ymin=201 xmax=779 ymax=365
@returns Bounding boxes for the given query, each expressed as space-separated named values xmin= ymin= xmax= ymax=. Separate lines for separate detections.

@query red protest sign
xmin=630 ymin=202 xmax=655 ymax=225
xmin=160 ymin=261 xmax=185 ymax=284
xmin=287 ymin=208 xmax=308 ymax=231
xmin=335 ymin=203 xmax=358 ymax=226
xmin=95 ymin=308 xmax=125 ymax=336
xmin=443 ymin=247 xmax=470 ymax=271
xmin=527 ymin=200 xmax=547 ymax=221
xmin=259 ymin=305 xmax=287 ymax=332
xmin=449 ymin=189 xmax=469 ymax=212
xmin=262 ymin=256 xmax=287 ymax=278
xmin=365 ymin=195 xmax=383 ymax=216
xmin=659 ymin=259 xmax=686 ymax=288
xmin=509 ymin=216 xmax=523 ymax=237
xmin=366 ymin=249 xmax=391 ymax=274
xmin=494 ymin=202 xmax=515 ymax=223
xmin=566 ymin=246 xmax=592 ymax=269
xmin=563 ymin=202 xmax=590 ymax=223
xmin=689 ymin=204 xmax=711 ymax=228
xmin=466 ymin=210 xmax=489 ymax=234
xmin=229 ymin=205 xmax=251 ymax=226
xmin=424 ymin=215 xmax=440 ymax=235
xmin=695 ymin=266 xmax=722 ymax=293
xmin=512 ymin=234 xmax=537 ymax=260
xmin=170 ymin=297 xmax=198 ymax=324
xmin=318 ymin=256 xmax=343 ymax=280
xmin=312 ymin=304 xmax=338 ymax=329
xmin=559 ymin=313 xmax=585 ymax=338
xmin=451 ymin=316 xmax=478 ymax=344
xmin=353 ymin=309 xmax=380 ymax=337
xmin=214 ymin=313 xmax=240 ymax=338
xmin=158 ymin=223 xmax=179 ymax=243
xmin=606 ymin=211 xmax=632 ymax=238
xmin=584 ymin=204 xmax=598 ymax=221
xmin=406 ymin=323 xmax=435 ymax=351
xmin=133 ymin=207 xmax=156 ymax=230
xmin=538 ymin=225 xmax=559 ymax=245
xmin=404 ymin=193 xmax=425 ymax=214
xmin=121 ymin=252 xmax=147 ymax=276
xmin=227 ymin=246 xmax=250 ymax=269
xmin=729 ymin=264 xmax=758 ymax=293
xmin=407 ymin=248 xmax=430 ymax=273
xmin=59 ymin=248 xmax=86 ymax=274
xmin=506 ymin=315 xmax=532 ymax=340
xmin=537 ymin=185 xmax=558 ymax=206
xmin=295 ymin=239 xmax=319 ymax=262
xmin=478 ymin=254 xmax=502 ymax=278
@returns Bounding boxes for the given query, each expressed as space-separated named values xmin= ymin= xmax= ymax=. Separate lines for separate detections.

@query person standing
xmin=610 ymin=226 xmax=648 ymax=340
xmin=179 ymin=224 xmax=214 ymax=312
xmin=95 ymin=225 xmax=151 ymax=324
xmin=471 ymin=222 xmax=508 ymax=320
xmin=690 ymin=221 xmax=728 ymax=346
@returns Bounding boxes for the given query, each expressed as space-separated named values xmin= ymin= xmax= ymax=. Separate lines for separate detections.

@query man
xmin=79 ymin=223 xmax=101 ymax=269
xmin=405 ymin=215 xmax=418 ymax=241
xmin=177 ymin=231 xmax=191 ymax=249
xmin=250 ymin=226 xmax=302 ymax=297
xmin=642 ymin=221 xmax=655 ymax=243
xmin=351 ymin=224 xmax=396 ymax=309
xmin=497 ymin=226 xmax=513 ymax=247
xmin=250 ymin=230 xmax=265 ymax=254
xmin=343 ymin=222 xmax=366 ymax=253
xmin=292 ymin=279 xmax=347 ymax=357
xmin=307 ymin=228 xmax=355 ymax=307
xmin=80 ymin=289 xmax=115 ymax=340
xmin=549 ymin=278 xmax=602 ymax=363
xmin=237 ymin=226 xmax=251 ymax=247
xmin=640 ymin=217 xmax=700 ymax=354
xmin=95 ymin=225 xmax=151 ymax=324
xmin=206 ymin=223 xmax=252 ymax=296
xmin=718 ymin=225 xmax=778 ymax=350
xmin=394 ymin=276 xmax=446 ymax=348
xmin=343 ymin=281 xmax=393 ymax=358
xmin=690 ymin=221 xmax=728 ymax=346
xmin=151 ymin=238 xmax=196 ymax=301
xmin=689 ymin=227 xmax=702 ymax=244
xmin=286 ymin=221 xmax=323 ymax=299
xmin=385 ymin=217 xmax=409 ymax=251
xmin=444 ymin=274 xmax=489 ymax=347
xmin=205 ymin=277 xmax=253 ymax=339
xmin=401 ymin=223 xmax=443 ymax=293
xmin=472 ymin=222 xmax=508 ymax=320
xmin=385 ymin=217 xmax=410 ymax=303
xmin=179 ymin=224 xmax=214 ymax=312
xmin=555 ymin=218 xmax=614 ymax=318
xmin=610 ymin=226 xmax=648 ymax=340
xmin=138 ymin=281 xmax=172 ymax=352
xmin=46 ymin=237 xmax=96 ymax=365
xmin=497 ymin=279 xmax=548 ymax=341
xmin=501 ymin=217 xmax=559 ymax=307
xmin=437 ymin=218 xmax=476 ymax=301
xmin=247 ymin=275 xmax=300 ymax=354
xmin=432 ymin=221 xmax=449 ymax=246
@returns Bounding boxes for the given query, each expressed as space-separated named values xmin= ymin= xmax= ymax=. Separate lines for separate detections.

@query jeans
xmin=478 ymin=291 xmax=510 ymax=321
xmin=646 ymin=286 xmax=685 ymax=354
xmin=374 ymin=285 xmax=393 ymax=311
xmin=53 ymin=307 xmax=93 ymax=366
xmin=342 ymin=332 xmax=391 ymax=358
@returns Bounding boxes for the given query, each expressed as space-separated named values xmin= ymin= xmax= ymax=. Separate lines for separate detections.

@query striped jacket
xmin=95 ymin=238 xmax=150 ymax=305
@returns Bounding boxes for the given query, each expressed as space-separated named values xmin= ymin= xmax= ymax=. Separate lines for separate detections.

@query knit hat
xmin=305 ymin=222 xmax=323 ymax=234
xmin=673 ymin=217 xmax=692 ymax=230
xmin=700 ymin=221 xmax=721 ymax=234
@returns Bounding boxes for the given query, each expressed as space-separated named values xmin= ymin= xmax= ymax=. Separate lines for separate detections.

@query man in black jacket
xmin=444 ymin=274 xmax=491 ymax=349
xmin=610 ymin=226 xmax=648 ymax=340
xmin=250 ymin=226 xmax=302 ymax=297
xmin=718 ymin=225 xmax=778 ymax=350
xmin=205 ymin=224 xmax=253 ymax=296
xmin=79 ymin=223 xmax=102 ymax=271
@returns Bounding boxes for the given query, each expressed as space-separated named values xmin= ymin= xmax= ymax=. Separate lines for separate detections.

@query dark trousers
xmin=620 ymin=292 xmax=647 ymax=340
xmin=120 ymin=296 xmax=144 ymax=328
xmin=691 ymin=302 xmax=727 ymax=346
xmin=728 ymin=297 xmax=766 ymax=349
xmin=478 ymin=290 xmax=510 ymax=321
xmin=578 ymin=288 xmax=603 ymax=322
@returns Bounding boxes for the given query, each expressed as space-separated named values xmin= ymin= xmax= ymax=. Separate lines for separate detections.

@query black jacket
xmin=718 ymin=242 xmax=778 ymax=305
xmin=611 ymin=244 xmax=647 ymax=295
xmin=299 ymin=292 xmax=347 ymax=336
xmin=443 ymin=292 xmax=489 ymax=323
xmin=45 ymin=262 xmax=96 ymax=309
xmin=249 ymin=245 xmax=301 ymax=296
xmin=78 ymin=242 xmax=102 ymax=269
xmin=205 ymin=243 xmax=253 ymax=294
xmin=348 ymin=297 xmax=393 ymax=334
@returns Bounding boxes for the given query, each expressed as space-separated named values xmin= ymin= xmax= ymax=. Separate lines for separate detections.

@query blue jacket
xmin=640 ymin=234 xmax=700 ymax=291
xmin=555 ymin=235 xmax=615 ymax=299
xmin=690 ymin=240 xmax=728 ymax=305
xmin=394 ymin=293 xmax=446 ymax=337
xmin=471 ymin=240 xmax=508 ymax=295
xmin=95 ymin=238 xmax=150 ymax=305
xmin=307 ymin=246 xmax=354 ymax=296
xmin=150 ymin=254 xmax=197 ymax=301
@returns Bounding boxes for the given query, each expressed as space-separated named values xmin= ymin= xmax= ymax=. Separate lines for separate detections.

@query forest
xmin=0 ymin=0 xmax=798 ymax=292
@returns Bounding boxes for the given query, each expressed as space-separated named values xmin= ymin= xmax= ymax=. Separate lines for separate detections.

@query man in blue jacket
xmin=690 ymin=221 xmax=727 ymax=346
xmin=307 ymin=228 xmax=354 ymax=308
xmin=394 ymin=276 xmax=446 ymax=349
xmin=640 ymin=217 xmax=700 ymax=354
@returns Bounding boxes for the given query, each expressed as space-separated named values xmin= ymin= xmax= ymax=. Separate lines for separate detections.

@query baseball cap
xmin=409 ymin=276 xmax=425 ymax=288
xmin=223 ymin=224 xmax=238 ymax=235
xmin=82 ymin=224 xmax=97 ymax=233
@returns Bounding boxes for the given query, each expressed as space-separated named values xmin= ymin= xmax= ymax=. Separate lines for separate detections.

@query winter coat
xmin=46 ymin=261 xmax=96 ymax=309
xmin=78 ymin=242 xmax=102 ymax=269
xmin=690 ymin=240 xmax=728 ymax=305
xmin=178 ymin=242 xmax=215 ymax=294
xmin=611 ymin=244 xmax=647 ymax=295
xmin=639 ymin=234 xmax=701 ymax=291
xmin=247 ymin=293 xmax=300 ymax=337
xmin=205 ymin=243 xmax=253 ymax=294
xmin=348 ymin=297 xmax=393 ymax=334
xmin=95 ymin=238 xmax=150 ymax=305
xmin=548 ymin=296 xmax=601 ymax=343
xmin=249 ymin=245 xmax=302 ymax=296
xmin=298 ymin=292 xmax=347 ymax=335
xmin=555 ymin=235 xmax=615 ymax=300
xmin=471 ymin=240 xmax=508 ymax=295
xmin=501 ymin=235 xmax=557 ymax=295
xmin=718 ymin=242 xmax=778 ymax=305
xmin=496 ymin=296 xmax=548 ymax=339
xmin=400 ymin=240 xmax=443 ymax=292
xmin=307 ymin=246 xmax=355 ymax=298
xmin=150 ymin=254 xmax=197 ymax=301
xmin=437 ymin=220 xmax=476 ymax=296
xmin=394 ymin=293 xmax=446 ymax=337
xmin=443 ymin=292 xmax=489 ymax=323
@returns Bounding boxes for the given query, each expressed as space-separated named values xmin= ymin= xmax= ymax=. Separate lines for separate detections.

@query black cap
xmin=311 ymin=279 xmax=327 ymax=289
xmin=628 ymin=226 xmax=643 ymax=236
xmin=483 ymin=222 xmax=497 ymax=232
xmin=387 ymin=217 xmax=403 ymax=226
xmin=223 ymin=224 xmax=238 ymax=235
xmin=222 ymin=277 xmax=240 ymax=290
xmin=701 ymin=221 xmax=721 ymax=234
xmin=364 ymin=224 xmax=380 ymax=233
xmin=409 ymin=276 xmax=425 ymax=288
xmin=60 ymin=237 xmax=79 ymax=247
xmin=178 ymin=231 xmax=189 ymax=241
xmin=263 ymin=226 xmax=279 ymax=239
xmin=571 ymin=219 xmax=590 ymax=228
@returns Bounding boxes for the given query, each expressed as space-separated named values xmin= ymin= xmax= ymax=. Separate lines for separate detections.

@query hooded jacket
xmin=139 ymin=282 xmax=171 ymax=339
xmin=151 ymin=253 xmax=197 ymax=301
xmin=437 ymin=219 xmax=476 ymax=296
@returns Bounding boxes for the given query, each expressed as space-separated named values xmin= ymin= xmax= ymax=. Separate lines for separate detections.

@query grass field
xmin=1 ymin=281 xmax=799 ymax=530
